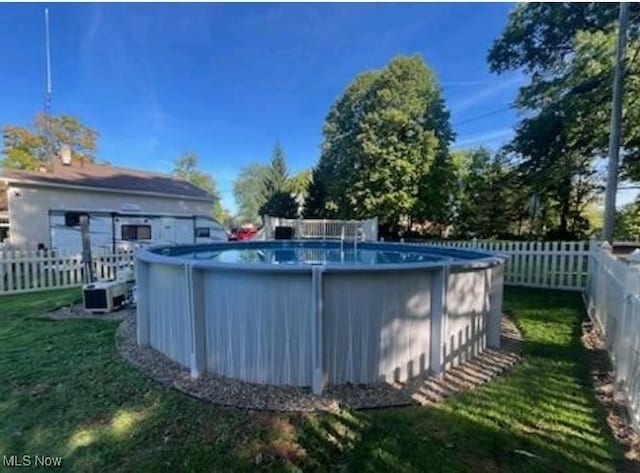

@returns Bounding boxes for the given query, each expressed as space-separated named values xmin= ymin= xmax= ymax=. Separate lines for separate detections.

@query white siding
xmin=195 ymin=216 xmax=227 ymax=243
xmin=7 ymin=183 xmax=213 ymax=250
xmin=50 ymin=213 xmax=114 ymax=252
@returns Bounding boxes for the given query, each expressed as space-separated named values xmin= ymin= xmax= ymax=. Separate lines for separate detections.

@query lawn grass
xmin=0 ymin=287 xmax=625 ymax=472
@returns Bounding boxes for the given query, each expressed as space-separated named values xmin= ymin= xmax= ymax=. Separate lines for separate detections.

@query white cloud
xmin=454 ymin=128 xmax=513 ymax=148
xmin=442 ymin=79 xmax=497 ymax=87
xmin=450 ymin=76 xmax=523 ymax=113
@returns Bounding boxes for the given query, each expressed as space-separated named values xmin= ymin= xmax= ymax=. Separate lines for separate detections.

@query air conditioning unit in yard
xmin=83 ymin=280 xmax=127 ymax=313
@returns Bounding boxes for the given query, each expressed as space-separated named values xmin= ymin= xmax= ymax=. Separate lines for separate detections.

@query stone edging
xmin=116 ymin=312 xmax=523 ymax=412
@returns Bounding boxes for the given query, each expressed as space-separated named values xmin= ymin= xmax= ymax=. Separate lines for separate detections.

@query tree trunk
xmin=558 ymin=178 xmax=572 ymax=238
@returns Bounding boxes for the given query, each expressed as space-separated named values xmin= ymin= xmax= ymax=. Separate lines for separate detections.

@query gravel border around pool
xmin=116 ymin=311 xmax=523 ymax=412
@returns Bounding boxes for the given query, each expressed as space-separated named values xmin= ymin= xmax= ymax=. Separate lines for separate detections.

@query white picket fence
xmin=0 ymin=239 xmax=592 ymax=295
xmin=261 ymin=216 xmax=379 ymax=241
xmin=0 ymin=249 xmax=135 ymax=295
xmin=426 ymin=239 xmax=591 ymax=291
xmin=584 ymin=242 xmax=640 ymax=431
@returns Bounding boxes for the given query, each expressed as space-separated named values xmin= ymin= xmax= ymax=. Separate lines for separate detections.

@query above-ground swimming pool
xmin=136 ymin=240 xmax=506 ymax=394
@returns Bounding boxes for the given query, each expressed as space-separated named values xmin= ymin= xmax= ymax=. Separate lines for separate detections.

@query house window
xmin=65 ymin=212 xmax=87 ymax=227
xmin=121 ymin=224 xmax=152 ymax=241
xmin=195 ymin=227 xmax=210 ymax=238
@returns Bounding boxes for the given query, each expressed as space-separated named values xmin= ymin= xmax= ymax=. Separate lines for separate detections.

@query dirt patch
xmin=249 ymin=415 xmax=308 ymax=466
xmin=44 ymin=303 xmax=132 ymax=322
xmin=116 ymin=311 xmax=523 ymax=412
xmin=581 ymin=320 xmax=640 ymax=471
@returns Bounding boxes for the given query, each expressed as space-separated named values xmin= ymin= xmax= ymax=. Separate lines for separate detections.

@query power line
xmin=452 ymin=107 xmax=511 ymax=127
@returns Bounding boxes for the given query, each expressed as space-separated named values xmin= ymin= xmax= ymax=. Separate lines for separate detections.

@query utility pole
xmin=602 ymin=2 xmax=630 ymax=243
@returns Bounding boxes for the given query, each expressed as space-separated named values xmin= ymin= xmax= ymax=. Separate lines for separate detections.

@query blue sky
xmin=0 ymin=3 xmax=538 ymax=212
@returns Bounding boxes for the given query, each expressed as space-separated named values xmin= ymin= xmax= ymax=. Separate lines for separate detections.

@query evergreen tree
xmin=258 ymin=142 xmax=299 ymax=218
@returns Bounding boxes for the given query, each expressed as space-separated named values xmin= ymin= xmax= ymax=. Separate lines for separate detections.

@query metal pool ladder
xmin=353 ymin=226 xmax=363 ymax=252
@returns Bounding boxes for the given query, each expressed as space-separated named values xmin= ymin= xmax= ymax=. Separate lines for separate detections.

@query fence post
xmin=586 ymin=238 xmax=598 ymax=294
xmin=595 ymin=242 xmax=613 ymax=333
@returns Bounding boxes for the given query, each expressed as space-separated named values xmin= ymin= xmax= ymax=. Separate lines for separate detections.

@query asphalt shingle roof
xmin=2 ymin=161 xmax=213 ymax=200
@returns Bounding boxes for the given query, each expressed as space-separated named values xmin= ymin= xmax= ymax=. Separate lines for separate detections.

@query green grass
xmin=0 ymin=287 xmax=624 ymax=472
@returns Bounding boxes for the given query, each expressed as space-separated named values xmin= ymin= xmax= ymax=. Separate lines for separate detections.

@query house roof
xmin=2 ymin=161 xmax=213 ymax=201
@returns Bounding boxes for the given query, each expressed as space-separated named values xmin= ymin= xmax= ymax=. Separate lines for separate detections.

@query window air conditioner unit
xmin=83 ymin=280 xmax=127 ymax=313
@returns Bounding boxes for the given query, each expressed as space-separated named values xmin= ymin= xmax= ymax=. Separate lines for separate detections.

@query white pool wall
xmin=136 ymin=241 xmax=505 ymax=394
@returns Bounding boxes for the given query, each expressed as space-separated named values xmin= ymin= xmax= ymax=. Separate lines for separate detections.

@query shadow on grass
xmin=293 ymin=288 xmax=624 ymax=473
xmin=0 ymin=287 xmax=627 ymax=472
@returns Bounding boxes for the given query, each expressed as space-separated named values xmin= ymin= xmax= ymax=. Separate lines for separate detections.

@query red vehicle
xmin=229 ymin=226 xmax=258 ymax=241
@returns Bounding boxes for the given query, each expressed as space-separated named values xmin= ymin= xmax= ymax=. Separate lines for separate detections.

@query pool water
xmin=187 ymin=245 xmax=449 ymax=265
xmin=159 ymin=240 xmax=491 ymax=267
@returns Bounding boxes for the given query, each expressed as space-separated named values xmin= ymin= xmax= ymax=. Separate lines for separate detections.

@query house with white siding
xmin=1 ymin=156 xmax=227 ymax=251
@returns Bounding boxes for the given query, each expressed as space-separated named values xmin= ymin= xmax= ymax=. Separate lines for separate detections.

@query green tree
xmin=303 ymin=165 xmax=337 ymax=218
xmin=259 ymin=191 xmax=299 ymax=219
xmin=172 ymin=153 xmax=229 ymax=224
xmin=233 ymin=144 xmax=303 ymax=222
xmin=414 ymin=153 xmax=457 ymax=231
xmin=2 ymin=113 xmax=98 ymax=170
xmin=263 ymin=142 xmax=289 ymax=195
xmin=615 ymin=201 xmax=640 ymax=240
xmin=289 ymin=168 xmax=312 ymax=218
xmin=290 ymin=168 xmax=312 ymax=199
xmin=215 ymin=206 xmax=234 ymax=229
xmin=258 ymin=143 xmax=299 ymax=218
xmin=489 ymin=3 xmax=640 ymax=238
xmin=311 ymin=55 xmax=454 ymax=236
xmin=584 ymin=200 xmax=604 ymax=236
xmin=452 ymin=148 xmax=526 ymax=239
xmin=2 ymin=126 xmax=46 ymax=170
xmin=505 ymin=105 xmax=600 ymax=239
xmin=233 ymin=163 xmax=270 ymax=224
